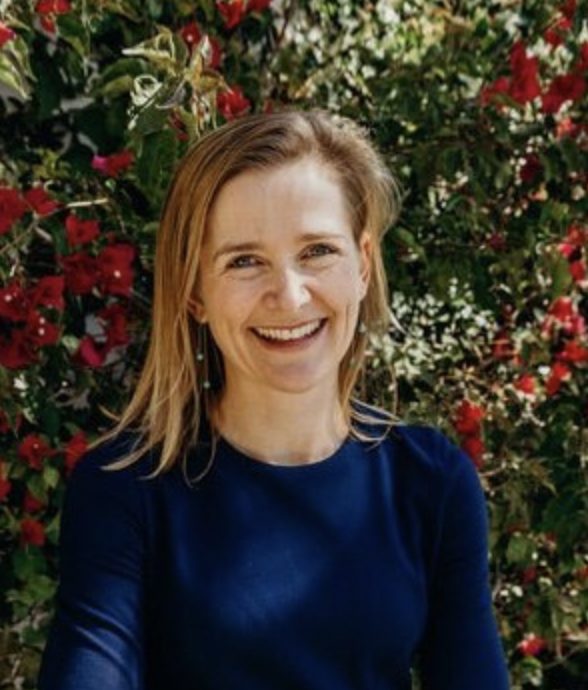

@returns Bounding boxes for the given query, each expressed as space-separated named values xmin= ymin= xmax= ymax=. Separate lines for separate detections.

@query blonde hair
xmin=96 ymin=108 xmax=404 ymax=483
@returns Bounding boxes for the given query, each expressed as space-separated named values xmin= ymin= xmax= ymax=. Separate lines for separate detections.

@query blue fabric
xmin=38 ymin=422 xmax=510 ymax=689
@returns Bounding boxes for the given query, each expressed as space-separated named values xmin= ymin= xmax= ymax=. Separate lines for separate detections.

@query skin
xmin=190 ymin=156 xmax=372 ymax=466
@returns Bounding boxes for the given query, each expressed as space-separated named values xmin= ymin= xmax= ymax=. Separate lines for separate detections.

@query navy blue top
xmin=38 ymin=422 xmax=510 ymax=690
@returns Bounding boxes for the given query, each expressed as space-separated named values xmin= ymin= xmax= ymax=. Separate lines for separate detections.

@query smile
xmin=252 ymin=318 xmax=326 ymax=342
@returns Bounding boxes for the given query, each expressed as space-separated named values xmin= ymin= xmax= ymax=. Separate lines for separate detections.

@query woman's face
xmin=192 ymin=156 xmax=372 ymax=398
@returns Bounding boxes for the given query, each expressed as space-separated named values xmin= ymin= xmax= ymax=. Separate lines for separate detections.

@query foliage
xmin=0 ymin=0 xmax=587 ymax=687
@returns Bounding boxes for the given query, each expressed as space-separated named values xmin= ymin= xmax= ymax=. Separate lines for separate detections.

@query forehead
xmin=204 ymin=158 xmax=351 ymax=246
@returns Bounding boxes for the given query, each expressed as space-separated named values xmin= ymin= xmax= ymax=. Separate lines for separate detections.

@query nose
xmin=264 ymin=265 xmax=312 ymax=312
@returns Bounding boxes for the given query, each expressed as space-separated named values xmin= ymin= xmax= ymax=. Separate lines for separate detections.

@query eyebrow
xmin=212 ymin=232 xmax=348 ymax=263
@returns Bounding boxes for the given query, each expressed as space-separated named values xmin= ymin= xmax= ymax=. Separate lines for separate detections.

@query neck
xmin=209 ymin=383 xmax=349 ymax=466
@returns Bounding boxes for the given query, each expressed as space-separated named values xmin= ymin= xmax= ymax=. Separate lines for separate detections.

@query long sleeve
xmin=418 ymin=437 xmax=510 ymax=689
xmin=38 ymin=445 xmax=146 ymax=690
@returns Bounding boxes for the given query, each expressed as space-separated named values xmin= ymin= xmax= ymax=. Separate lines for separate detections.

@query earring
xmin=358 ymin=320 xmax=367 ymax=334
xmin=196 ymin=323 xmax=211 ymax=391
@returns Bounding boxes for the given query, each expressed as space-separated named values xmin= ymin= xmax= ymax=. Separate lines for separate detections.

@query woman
xmin=38 ymin=109 xmax=510 ymax=689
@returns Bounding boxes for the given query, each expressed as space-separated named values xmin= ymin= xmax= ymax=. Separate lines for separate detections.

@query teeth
xmin=254 ymin=319 xmax=323 ymax=341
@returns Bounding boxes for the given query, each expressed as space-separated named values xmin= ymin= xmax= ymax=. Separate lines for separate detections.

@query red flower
xmin=555 ymin=116 xmax=581 ymax=138
xmin=247 ymin=0 xmax=272 ymax=11
xmin=217 ymin=0 xmax=247 ymax=29
xmin=514 ymin=373 xmax=536 ymax=396
xmin=217 ymin=85 xmax=251 ymax=120
xmin=19 ymin=434 xmax=53 ymax=470
xmin=0 ymin=331 xmax=36 ymax=369
xmin=545 ymin=361 xmax=572 ymax=396
xmin=180 ymin=21 xmax=201 ymax=48
xmin=556 ymin=339 xmax=588 ymax=364
xmin=75 ymin=335 xmax=107 ymax=368
xmin=0 ymin=281 xmax=30 ymax=321
xmin=91 ymin=150 xmax=134 ymax=177
xmin=542 ymin=296 xmax=586 ymax=339
xmin=24 ymin=187 xmax=60 ymax=216
xmin=65 ymin=213 xmax=100 ymax=247
xmin=0 ymin=187 xmax=27 ymax=235
xmin=460 ymin=435 xmax=485 ymax=469
xmin=519 ymin=154 xmax=542 ymax=184
xmin=98 ymin=303 xmax=130 ymax=348
xmin=487 ymin=232 xmax=507 ymax=251
xmin=0 ymin=21 xmax=16 ymax=47
xmin=60 ymin=252 xmax=99 ymax=295
xmin=203 ymin=35 xmax=222 ymax=69
xmin=570 ymin=259 xmax=587 ymax=284
xmin=480 ymin=76 xmax=510 ymax=107
xmin=561 ymin=0 xmax=576 ymax=20
xmin=542 ymin=73 xmax=587 ymax=114
xmin=491 ymin=328 xmax=516 ymax=360
xmin=97 ymin=244 xmax=135 ymax=296
xmin=509 ymin=41 xmax=541 ymax=104
xmin=23 ymin=490 xmax=45 ymax=513
xmin=577 ymin=43 xmax=588 ymax=72
xmin=20 ymin=518 xmax=45 ymax=547
xmin=544 ymin=16 xmax=572 ymax=47
xmin=36 ymin=0 xmax=71 ymax=11
xmin=24 ymin=310 xmax=60 ymax=347
xmin=453 ymin=400 xmax=484 ymax=435
xmin=517 ymin=633 xmax=547 ymax=657
xmin=64 ymin=430 xmax=88 ymax=474
xmin=29 ymin=275 xmax=65 ymax=311
xmin=521 ymin=566 xmax=537 ymax=584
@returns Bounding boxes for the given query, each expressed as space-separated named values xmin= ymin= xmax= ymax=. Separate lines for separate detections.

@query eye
xmin=305 ymin=243 xmax=338 ymax=258
xmin=227 ymin=255 xmax=260 ymax=269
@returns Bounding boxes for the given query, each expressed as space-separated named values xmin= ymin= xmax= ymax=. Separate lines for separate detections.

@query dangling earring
xmin=196 ymin=322 xmax=211 ymax=390
xmin=358 ymin=321 xmax=367 ymax=334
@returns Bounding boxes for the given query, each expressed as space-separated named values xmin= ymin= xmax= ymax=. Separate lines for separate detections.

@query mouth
xmin=250 ymin=318 xmax=328 ymax=348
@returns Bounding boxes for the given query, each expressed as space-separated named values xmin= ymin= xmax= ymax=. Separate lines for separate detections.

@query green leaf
xmin=506 ymin=533 xmax=536 ymax=565
xmin=12 ymin=548 xmax=46 ymax=582
xmin=42 ymin=466 xmax=61 ymax=491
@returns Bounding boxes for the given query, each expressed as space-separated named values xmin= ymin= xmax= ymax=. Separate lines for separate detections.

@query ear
xmin=358 ymin=231 xmax=372 ymax=299
xmin=187 ymin=295 xmax=207 ymax=324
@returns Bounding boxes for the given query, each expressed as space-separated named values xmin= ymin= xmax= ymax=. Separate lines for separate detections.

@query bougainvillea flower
xmin=561 ymin=0 xmax=576 ymax=20
xmin=517 ymin=633 xmax=547 ymax=657
xmin=60 ymin=252 xmax=99 ymax=295
xmin=577 ymin=42 xmax=588 ymax=72
xmin=247 ymin=0 xmax=272 ymax=12
xmin=23 ymin=490 xmax=45 ymax=513
xmin=35 ymin=0 xmax=72 ymax=33
xmin=91 ymin=150 xmax=134 ymax=177
xmin=64 ymin=430 xmax=88 ymax=474
xmin=18 ymin=434 xmax=53 ymax=470
xmin=98 ymin=303 xmax=130 ymax=348
xmin=180 ymin=21 xmax=201 ymax=48
xmin=0 ymin=281 xmax=29 ymax=321
xmin=542 ymin=296 xmax=586 ymax=338
xmin=569 ymin=260 xmax=587 ymax=284
xmin=509 ymin=41 xmax=541 ymax=104
xmin=542 ymin=73 xmax=587 ymax=114
xmin=514 ymin=373 xmax=537 ymax=396
xmin=555 ymin=116 xmax=581 ymax=138
xmin=75 ymin=335 xmax=107 ymax=368
xmin=556 ymin=339 xmax=588 ymax=363
xmin=480 ymin=76 xmax=511 ymax=107
xmin=544 ymin=16 xmax=572 ymax=47
xmin=217 ymin=0 xmax=247 ymax=29
xmin=0 ymin=21 xmax=16 ymax=47
xmin=0 ymin=187 xmax=27 ymax=235
xmin=519 ymin=154 xmax=542 ymax=184
xmin=217 ymin=85 xmax=251 ymax=120
xmin=20 ymin=518 xmax=45 ymax=547
xmin=29 ymin=275 xmax=65 ymax=311
xmin=0 ymin=331 xmax=35 ymax=369
xmin=491 ymin=328 xmax=516 ymax=360
xmin=24 ymin=187 xmax=60 ymax=216
xmin=24 ymin=310 xmax=60 ymax=347
xmin=460 ymin=435 xmax=485 ymax=469
xmin=545 ymin=361 xmax=572 ymax=396
xmin=65 ymin=214 xmax=100 ymax=247
xmin=453 ymin=400 xmax=484 ymax=436
xmin=97 ymin=244 xmax=135 ymax=297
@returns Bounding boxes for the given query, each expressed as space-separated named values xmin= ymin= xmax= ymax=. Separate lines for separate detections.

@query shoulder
xmin=382 ymin=422 xmax=479 ymax=495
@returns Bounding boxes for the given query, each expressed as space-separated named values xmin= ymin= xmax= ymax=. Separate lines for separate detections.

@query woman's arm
xmin=418 ymin=437 xmax=511 ymax=690
xmin=38 ymin=443 xmax=146 ymax=690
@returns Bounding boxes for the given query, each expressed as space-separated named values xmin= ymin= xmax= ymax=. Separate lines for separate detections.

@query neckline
xmin=218 ymin=433 xmax=355 ymax=475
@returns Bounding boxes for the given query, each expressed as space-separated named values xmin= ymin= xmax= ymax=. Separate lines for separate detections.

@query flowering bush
xmin=0 ymin=0 xmax=586 ymax=687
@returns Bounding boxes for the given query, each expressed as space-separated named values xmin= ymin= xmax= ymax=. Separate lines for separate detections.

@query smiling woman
xmin=38 ymin=109 xmax=511 ymax=690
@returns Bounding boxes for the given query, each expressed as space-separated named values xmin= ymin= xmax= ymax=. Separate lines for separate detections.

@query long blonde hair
xmin=97 ymin=108 xmax=404 ymax=483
